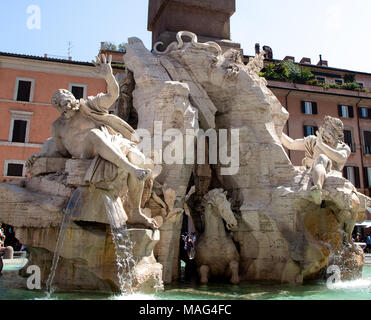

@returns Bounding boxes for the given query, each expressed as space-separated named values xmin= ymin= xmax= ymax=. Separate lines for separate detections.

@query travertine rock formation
xmin=124 ymin=31 xmax=370 ymax=284
xmin=0 ymin=31 xmax=369 ymax=291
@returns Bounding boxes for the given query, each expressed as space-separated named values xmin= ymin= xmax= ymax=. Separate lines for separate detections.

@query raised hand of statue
xmin=92 ymin=54 xmax=113 ymax=79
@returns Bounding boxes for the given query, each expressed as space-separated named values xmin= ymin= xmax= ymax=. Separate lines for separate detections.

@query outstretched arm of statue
xmin=280 ymin=133 xmax=306 ymax=151
xmin=315 ymin=131 xmax=350 ymax=165
xmin=91 ymin=54 xmax=119 ymax=110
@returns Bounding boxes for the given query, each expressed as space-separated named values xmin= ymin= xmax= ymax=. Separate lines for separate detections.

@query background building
xmin=255 ymin=52 xmax=371 ymax=195
xmin=0 ymin=52 xmax=109 ymax=181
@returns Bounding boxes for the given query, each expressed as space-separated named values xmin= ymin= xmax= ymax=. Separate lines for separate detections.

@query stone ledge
xmin=28 ymin=157 xmax=67 ymax=177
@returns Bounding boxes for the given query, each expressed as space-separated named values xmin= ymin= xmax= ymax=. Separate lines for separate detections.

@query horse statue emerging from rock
xmin=195 ymin=189 xmax=240 ymax=284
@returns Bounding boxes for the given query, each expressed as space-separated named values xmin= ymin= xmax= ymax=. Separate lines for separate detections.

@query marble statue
xmin=281 ymin=116 xmax=351 ymax=206
xmin=195 ymin=189 xmax=240 ymax=284
xmin=0 ymin=31 xmax=370 ymax=291
xmin=26 ymin=54 xmax=158 ymax=230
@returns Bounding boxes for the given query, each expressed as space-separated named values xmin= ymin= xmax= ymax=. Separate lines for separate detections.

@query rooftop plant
xmin=259 ymin=61 xmax=314 ymax=84
xmin=259 ymin=62 xmax=369 ymax=93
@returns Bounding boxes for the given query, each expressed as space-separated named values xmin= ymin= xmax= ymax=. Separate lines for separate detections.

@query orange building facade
xmin=0 ymin=52 xmax=108 ymax=181
xmin=2 ymin=49 xmax=371 ymax=198
xmin=265 ymin=59 xmax=371 ymax=196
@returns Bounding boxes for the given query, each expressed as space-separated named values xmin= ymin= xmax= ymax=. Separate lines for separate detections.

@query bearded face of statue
xmin=59 ymin=97 xmax=78 ymax=119
xmin=52 ymin=90 xmax=79 ymax=119
xmin=321 ymin=123 xmax=343 ymax=148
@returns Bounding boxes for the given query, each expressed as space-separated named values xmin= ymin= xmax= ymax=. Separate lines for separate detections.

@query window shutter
xmin=301 ymin=101 xmax=306 ymax=114
xmin=358 ymin=107 xmax=362 ymax=118
xmin=314 ymin=126 xmax=319 ymax=135
xmin=349 ymin=106 xmax=354 ymax=118
xmin=365 ymin=131 xmax=371 ymax=154
xmin=303 ymin=126 xmax=307 ymax=137
xmin=363 ymin=167 xmax=369 ymax=188
xmin=368 ymin=108 xmax=371 ymax=119
xmin=338 ymin=105 xmax=342 ymax=117
xmin=312 ymin=102 xmax=318 ymax=114
xmin=344 ymin=130 xmax=352 ymax=150
xmin=354 ymin=167 xmax=360 ymax=188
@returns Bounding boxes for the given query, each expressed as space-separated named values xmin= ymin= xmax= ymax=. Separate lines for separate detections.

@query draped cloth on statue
xmin=79 ymin=94 xmax=139 ymax=185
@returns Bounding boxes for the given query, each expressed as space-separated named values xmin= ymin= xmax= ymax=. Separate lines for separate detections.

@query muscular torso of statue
xmin=52 ymin=111 xmax=99 ymax=158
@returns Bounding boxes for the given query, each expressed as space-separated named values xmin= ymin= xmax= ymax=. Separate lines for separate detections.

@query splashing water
xmin=102 ymin=193 xmax=136 ymax=294
xmin=45 ymin=188 xmax=82 ymax=294
xmin=44 ymin=188 xmax=136 ymax=296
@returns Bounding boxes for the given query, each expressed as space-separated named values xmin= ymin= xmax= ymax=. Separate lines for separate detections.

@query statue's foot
xmin=130 ymin=209 xmax=159 ymax=230
xmin=310 ymin=184 xmax=322 ymax=206
xmin=134 ymin=168 xmax=151 ymax=181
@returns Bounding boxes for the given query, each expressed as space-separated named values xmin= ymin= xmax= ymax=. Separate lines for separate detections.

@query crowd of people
xmin=353 ymin=231 xmax=371 ymax=253
xmin=0 ymin=223 xmax=25 ymax=260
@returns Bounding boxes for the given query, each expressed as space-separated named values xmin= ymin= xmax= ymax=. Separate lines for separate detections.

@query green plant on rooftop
xmin=260 ymin=61 xmax=314 ymax=84
xmin=342 ymin=82 xmax=360 ymax=91
xmin=103 ymin=42 xmax=117 ymax=51
xmin=260 ymin=62 xmax=370 ymax=94
xmin=103 ymin=42 xmax=126 ymax=52
xmin=344 ymin=73 xmax=355 ymax=83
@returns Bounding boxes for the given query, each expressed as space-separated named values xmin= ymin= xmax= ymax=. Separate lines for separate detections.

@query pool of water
xmin=1 ymin=266 xmax=371 ymax=300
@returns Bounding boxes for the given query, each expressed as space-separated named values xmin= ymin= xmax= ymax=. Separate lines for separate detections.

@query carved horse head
xmin=202 ymin=189 xmax=238 ymax=231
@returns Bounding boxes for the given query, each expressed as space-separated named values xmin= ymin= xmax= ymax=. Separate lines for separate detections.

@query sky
xmin=1 ymin=0 xmax=371 ymax=73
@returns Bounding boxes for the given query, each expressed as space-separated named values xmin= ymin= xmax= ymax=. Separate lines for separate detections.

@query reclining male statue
xmin=280 ymin=115 xmax=351 ymax=206
xmin=280 ymin=116 xmax=362 ymax=246
xmin=26 ymin=54 xmax=158 ymax=229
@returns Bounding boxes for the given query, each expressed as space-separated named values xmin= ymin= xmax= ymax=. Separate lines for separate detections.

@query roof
xmin=0 ymin=52 xmax=125 ymax=69
xmin=244 ymin=55 xmax=371 ymax=77
xmin=355 ymin=220 xmax=371 ymax=228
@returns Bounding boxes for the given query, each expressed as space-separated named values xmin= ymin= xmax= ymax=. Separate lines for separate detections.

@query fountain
xmin=0 ymin=30 xmax=369 ymax=297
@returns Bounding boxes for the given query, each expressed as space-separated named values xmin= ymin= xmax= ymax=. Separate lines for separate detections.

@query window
xmin=8 ymin=110 xmax=33 ymax=144
xmin=364 ymin=131 xmax=371 ymax=155
xmin=301 ymin=101 xmax=318 ymax=115
xmin=4 ymin=160 xmax=26 ymax=178
xmin=69 ymin=84 xmax=87 ymax=100
xmin=14 ymin=78 xmax=34 ymax=102
xmin=363 ymin=167 xmax=371 ymax=188
xmin=344 ymin=130 xmax=355 ymax=152
xmin=338 ymin=105 xmax=354 ymax=118
xmin=12 ymin=120 xmax=27 ymax=143
xmin=359 ymin=107 xmax=370 ymax=119
xmin=316 ymin=77 xmax=326 ymax=83
xmin=357 ymin=82 xmax=364 ymax=89
xmin=334 ymin=79 xmax=343 ymax=85
xmin=343 ymin=166 xmax=360 ymax=188
xmin=304 ymin=125 xmax=318 ymax=137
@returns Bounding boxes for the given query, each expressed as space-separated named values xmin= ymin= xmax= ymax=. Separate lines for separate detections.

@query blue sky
xmin=1 ymin=0 xmax=371 ymax=72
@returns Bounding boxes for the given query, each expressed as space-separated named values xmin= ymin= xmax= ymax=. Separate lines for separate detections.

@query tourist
xmin=366 ymin=236 xmax=371 ymax=253
xmin=355 ymin=233 xmax=362 ymax=243
xmin=0 ymin=223 xmax=13 ymax=259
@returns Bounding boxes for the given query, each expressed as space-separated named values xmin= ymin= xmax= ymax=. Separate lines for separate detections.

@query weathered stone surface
xmin=65 ymin=159 xmax=92 ymax=186
xmin=28 ymin=157 xmax=67 ymax=177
